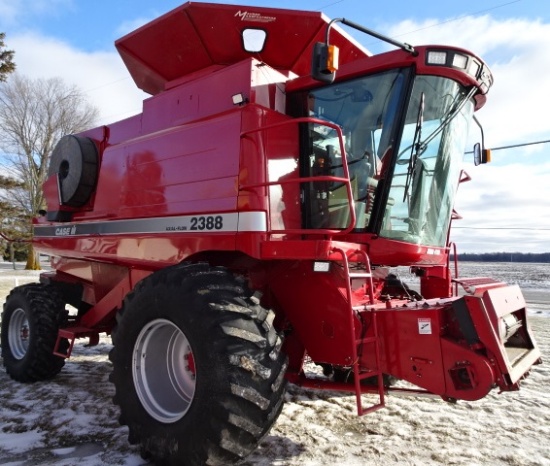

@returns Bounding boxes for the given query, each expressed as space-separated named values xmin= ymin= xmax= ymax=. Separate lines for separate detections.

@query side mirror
xmin=473 ymin=143 xmax=491 ymax=165
xmin=311 ymin=42 xmax=338 ymax=83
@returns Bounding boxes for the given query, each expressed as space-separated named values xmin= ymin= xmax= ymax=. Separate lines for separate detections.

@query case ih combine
xmin=1 ymin=2 xmax=541 ymax=465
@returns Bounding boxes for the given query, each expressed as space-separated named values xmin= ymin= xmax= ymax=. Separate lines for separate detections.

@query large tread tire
xmin=109 ymin=263 xmax=288 ymax=466
xmin=1 ymin=283 xmax=69 ymax=382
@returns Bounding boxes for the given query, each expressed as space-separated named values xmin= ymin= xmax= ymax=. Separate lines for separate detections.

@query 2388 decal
xmin=189 ymin=216 xmax=224 ymax=231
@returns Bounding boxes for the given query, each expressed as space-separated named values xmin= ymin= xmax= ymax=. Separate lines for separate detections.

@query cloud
xmin=9 ymin=31 xmax=147 ymax=124
xmin=450 ymin=160 xmax=550 ymax=252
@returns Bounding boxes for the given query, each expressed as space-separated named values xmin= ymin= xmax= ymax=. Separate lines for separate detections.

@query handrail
xmin=240 ymin=116 xmax=357 ymax=237
xmin=331 ymin=246 xmax=384 ymax=415
xmin=240 ymin=174 xmax=349 ymax=191
xmin=449 ymin=241 xmax=459 ymax=296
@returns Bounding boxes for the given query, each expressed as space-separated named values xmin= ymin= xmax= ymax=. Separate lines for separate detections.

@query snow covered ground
xmin=0 ymin=263 xmax=548 ymax=466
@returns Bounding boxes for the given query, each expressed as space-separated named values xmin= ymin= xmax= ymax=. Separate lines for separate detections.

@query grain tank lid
xmin=115 ymin=2 xmax=371 ymax=95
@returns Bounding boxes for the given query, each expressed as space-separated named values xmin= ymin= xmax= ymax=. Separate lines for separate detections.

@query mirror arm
xmin=472 ymin=115 xmax=491 ymax=164
xmin=472 ymin=114 xmax=485 ymax=150
xmin=313 ymin=17 xmax=417 ymax=83
xmin=327 ymin=18 xmax=417 ymax=56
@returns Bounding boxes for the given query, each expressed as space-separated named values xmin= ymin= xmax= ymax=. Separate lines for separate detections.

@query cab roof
xmin=115 ymin=2 xmax=370 ymax=95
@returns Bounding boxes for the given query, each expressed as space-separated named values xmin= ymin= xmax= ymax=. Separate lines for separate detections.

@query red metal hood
xmin=115 ymin=2 xmax=370 ymax=95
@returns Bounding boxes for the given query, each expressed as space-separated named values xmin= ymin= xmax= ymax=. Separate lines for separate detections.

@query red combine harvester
xmin=1 ymin=3 xmax=541 ymax=465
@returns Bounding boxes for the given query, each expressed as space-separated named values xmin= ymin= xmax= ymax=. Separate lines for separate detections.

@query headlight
xmin=426 ymin=50 xmax=447 ymax=65
xmin=452 ymin=53 xmax=468 ymax=69
xmin=425 ymin=48 xmax=493 ymax=93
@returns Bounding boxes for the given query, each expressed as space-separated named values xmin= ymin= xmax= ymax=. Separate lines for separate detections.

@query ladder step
xmin=331 ymin=246 xmax=384 ymax=416
xmin=360 ymin=402 xmax=385 ymax=415
xmin=349 ymin=272 xmax=372 ymax=279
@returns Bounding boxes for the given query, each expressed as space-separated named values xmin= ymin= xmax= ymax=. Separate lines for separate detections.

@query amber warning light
xmin=312 ymin=42 xmax=339 ymax=83
xmin=312 ymin=17 xmax=416 ymax=83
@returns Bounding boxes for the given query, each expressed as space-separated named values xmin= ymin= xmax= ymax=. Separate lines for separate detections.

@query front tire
xmin=1 ymin=283 xmax=68 ymax=382
xmin=109 ymin=263 xmax=288 ymax=465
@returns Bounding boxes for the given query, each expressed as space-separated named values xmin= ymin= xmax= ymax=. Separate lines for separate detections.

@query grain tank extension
xmin=1 ymin=3 xmax=541 ymax=465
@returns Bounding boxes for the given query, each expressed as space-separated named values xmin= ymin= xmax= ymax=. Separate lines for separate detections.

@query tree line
xmin=0 ymin=33 xmax=98 ymax=268
xmin=453 ymin=252 xmax=550 ymax=263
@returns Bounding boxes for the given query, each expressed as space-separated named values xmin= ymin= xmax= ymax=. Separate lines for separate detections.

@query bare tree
xmin=0 ymin=32 xmax=16 ymax=82
xmin=0 ymin=175 xmax=27 ymax=267
xmin=0 ymin=74 xmax=99 ymax=269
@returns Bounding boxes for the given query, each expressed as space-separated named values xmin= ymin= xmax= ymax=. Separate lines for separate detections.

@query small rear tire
xmin=1 ymin=283 xmax=68 ymax=382
xmin=109 ymin=263 xmax=288 ymax=465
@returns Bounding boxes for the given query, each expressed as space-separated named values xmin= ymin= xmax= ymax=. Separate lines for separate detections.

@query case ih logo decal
xmin=235 ymin=10 xmax=276 ymax=23
xmin=55 ymin=225 xmax=77 ymax=236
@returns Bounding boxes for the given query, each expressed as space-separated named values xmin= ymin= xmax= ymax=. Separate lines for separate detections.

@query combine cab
xmin=1 ymin=3 xmax=541 ymax=465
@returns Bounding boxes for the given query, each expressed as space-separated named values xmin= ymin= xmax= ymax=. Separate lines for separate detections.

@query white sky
xmin=1 ymin=0 xmax=549 ymax=253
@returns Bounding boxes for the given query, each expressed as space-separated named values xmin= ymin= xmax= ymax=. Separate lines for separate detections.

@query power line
xmin=465 ymin=138 xmax=550 ymax=154
xmin=489 ymin=139 xmax=550 ymax=152
xmin=85 ymin=77 xmax=131 ymax=93
xmin=454 ymin=226 xmax=550 ymax=231
xmin=317 ymin=0 xmax=345 ymax=10
xmin=389 ymin=0 xmax=523 ymax=40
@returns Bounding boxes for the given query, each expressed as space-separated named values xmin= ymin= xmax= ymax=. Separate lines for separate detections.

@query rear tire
xmin=109 ymin=263 xmax=288 ymax=465
xmin=1 ymin=283 xmax=68 ymax=382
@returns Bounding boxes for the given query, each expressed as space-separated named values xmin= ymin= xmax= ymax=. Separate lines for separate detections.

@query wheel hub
xmin=9 ymin=307 xmax=30 ymax=360
xmin=132 ymin=318 xmax=196 ymax=423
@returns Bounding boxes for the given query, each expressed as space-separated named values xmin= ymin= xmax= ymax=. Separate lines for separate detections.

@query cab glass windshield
xmin=379 ymin=76 xmax=474 ymax=246
xmin=303 ymin=69 xmax=409 ymax=229
xmin=300 ymin=71 xmax=474 ymax=248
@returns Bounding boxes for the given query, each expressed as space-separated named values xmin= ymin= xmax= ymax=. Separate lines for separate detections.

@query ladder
xmin=332 ymin=247 xmax=385 ymax=415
